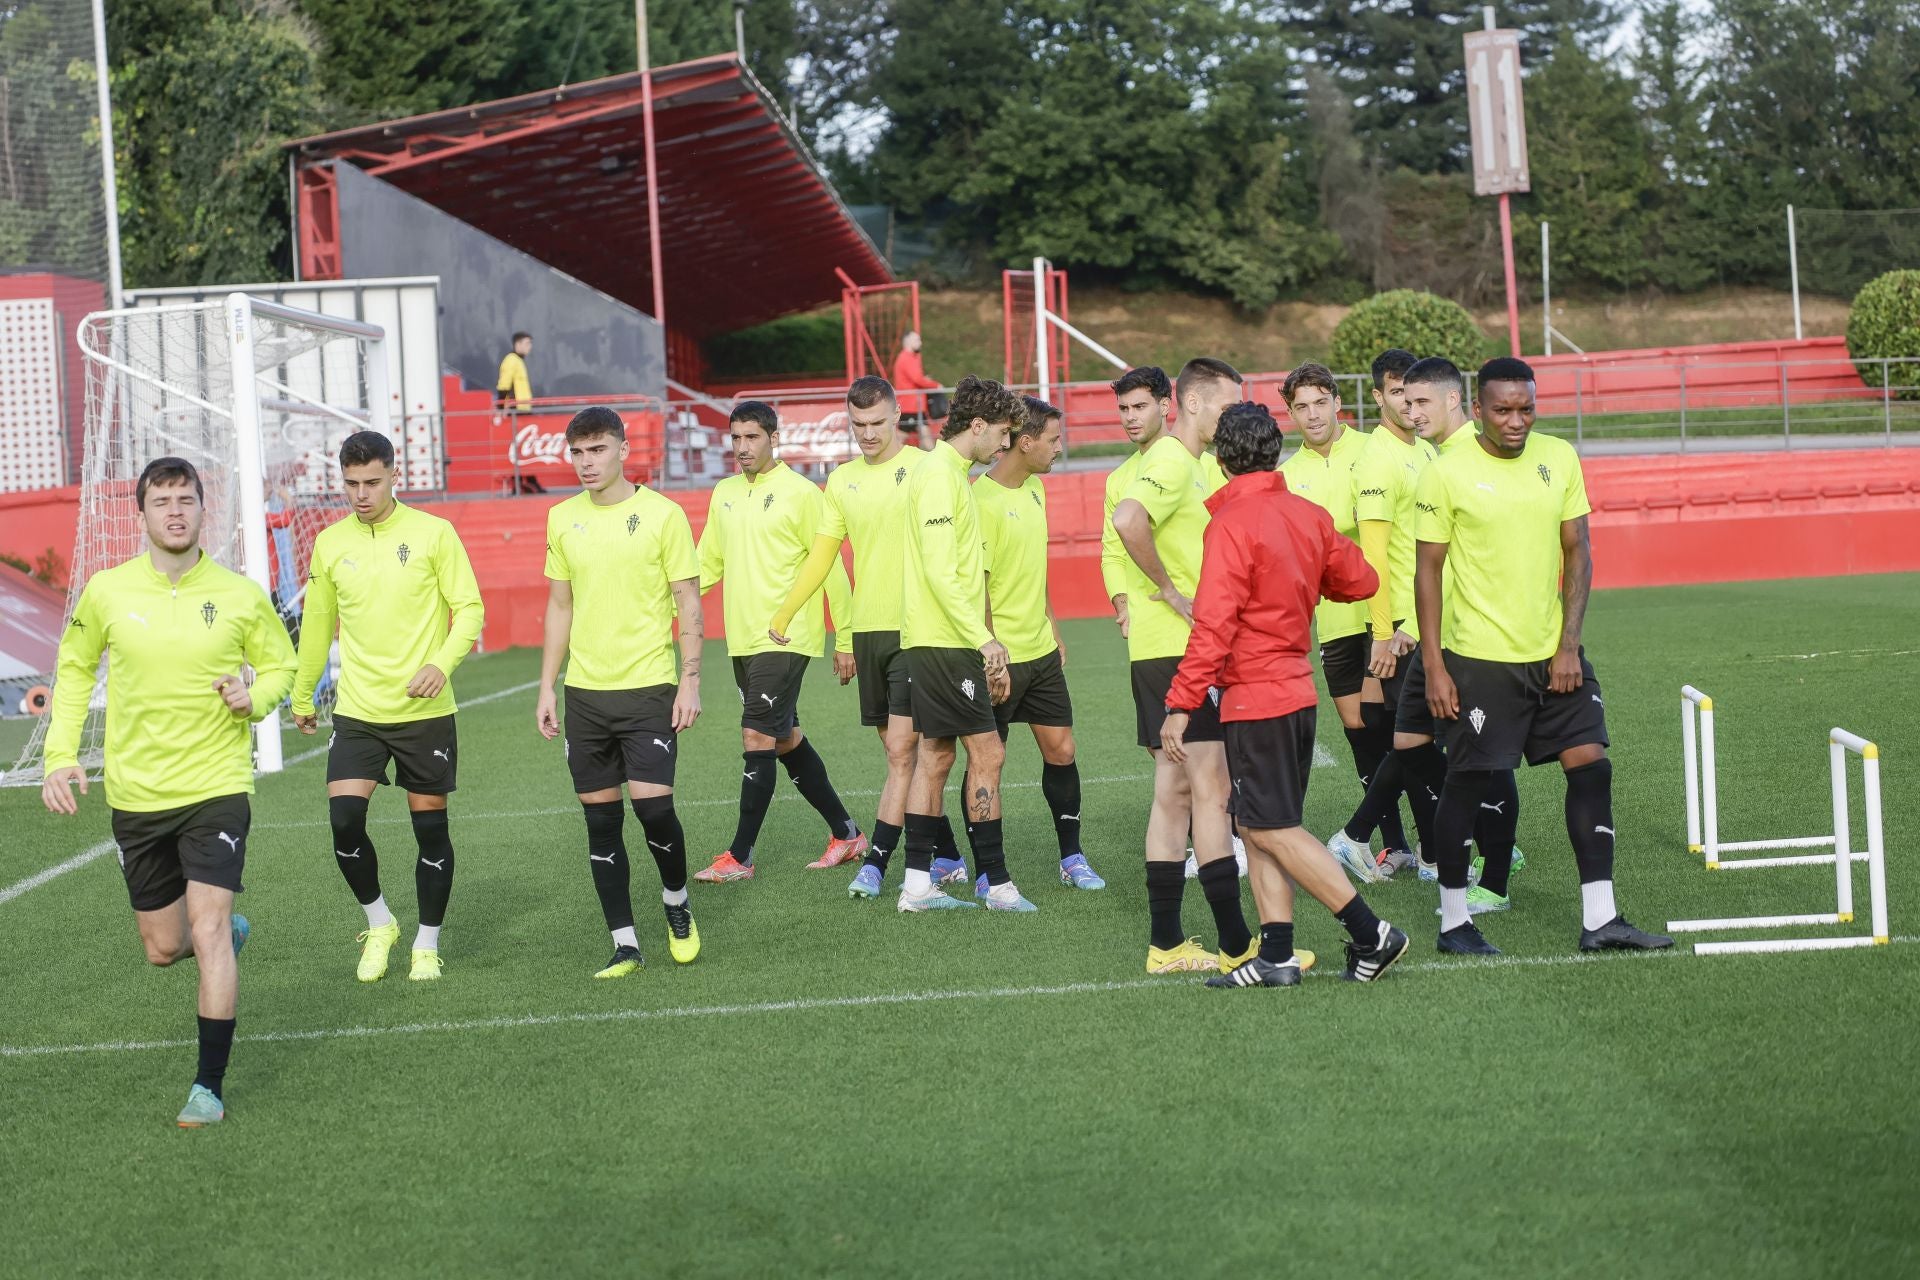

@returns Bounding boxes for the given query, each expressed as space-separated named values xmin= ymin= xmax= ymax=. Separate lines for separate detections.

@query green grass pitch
xmin=2 ymin=574 xmax=1915 ymax=1277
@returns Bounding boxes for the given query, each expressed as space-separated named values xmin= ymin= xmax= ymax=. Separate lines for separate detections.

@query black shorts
xmin=733 ymin=652 xmax=809 ymax=738
xmin=329 ymin=714 xmax=458 ymax=793
xmin=994 ymin=649 xmax=1074 ymax=731
xmin=852 ymin=631 xmax=913 ymax=728
xmin=1132 ymin=656 xmax=1223 ymax=751
xmin=907 ymin=646 xmax=997 ymax=739
xmin=1396 ymin=645 xmax=1436 ymax=739
xmin=1224 ymin=709 xmax=1317 ymax=830
xmin=564 ymin=684 xmax=678 ymax=793
xmin=1439 ymin=648 xmax=1610 ymax=772
xmin=110 ymin=794 xmax=250 ymax=911
xmin=1319 ymin=632 xmax=1368 ymax=700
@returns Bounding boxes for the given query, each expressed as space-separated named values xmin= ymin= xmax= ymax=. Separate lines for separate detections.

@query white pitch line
xmin=1312 ymin=742 xmax=1337 ymax=768
xmin=0 ymin=840 xmax=116 ymax=906
xmin=11 ymin=938 xmax=1912 ymax=1061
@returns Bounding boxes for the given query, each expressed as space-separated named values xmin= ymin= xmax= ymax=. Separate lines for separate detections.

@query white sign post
xmin=1465 ymin=20 xmax=1530 ymax=357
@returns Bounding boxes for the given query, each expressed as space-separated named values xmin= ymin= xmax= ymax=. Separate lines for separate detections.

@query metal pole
xmin=90 ymin=0 xmax=125 ymax=309
xmin=1541 ymin=220 xmax=1551 ymax=356
xmin=1884 ymin=361 xmax=1894 ymax=442
xmin=637 ymin=0 xmax=668 ymax=327
xmin=1499 ymin=192 xmax=1521 ymax=357
xmin=734 ymin=1 xmax=746 ymax=60
xmin=225 ymin=294 xmax=283 ymax=773
xmin=1682 ymin=694 xmax=1700 ymax=853
xmin=1678 ymin=364 xmax=1687 ymax=452
xmin=1787 ymin=204 xmax=1803 ymax=341
xmin=1033 ymin=256 xmax=1051 ymax=405
xmin=1573 ymin=367 xmax=1583 ymax=449
xmin=1781 ymin=361 xmax=1791 ymax=448
xmin=1830 ymin=739 xmax=1853 ymax=922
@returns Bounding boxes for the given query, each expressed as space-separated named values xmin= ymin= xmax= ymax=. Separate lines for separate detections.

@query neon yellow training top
xmin=699 ymin=461 xmax=852 ymax=658
xmin=1354 ymin=426 xmax=1438 ymax=641
xmin=975 ymin=470 xmax=1055 ymax=664
xmin=902 ymin=439 xmax=990 ymax=652
xmin=545 ymin=486 xmax=698 ymax=691
xmin=47 ymin=552 xmax=297 ymax=812
xmin=1110 ymin=435 xmax=1215 ymax=662
xmin=1280 ymin=425 xmax=1372 ymax=643
xmin=817 ymin=447 xmax=925 ymax=634
xmin=1414 ymin=431 xmax=1591 ymax=663
xmin=292 ymin=502 xmax=485 ymax=724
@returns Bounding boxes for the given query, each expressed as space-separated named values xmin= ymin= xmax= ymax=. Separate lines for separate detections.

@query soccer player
xmin=768 ymin=376 xmax=968 ymax=897
xmin=1162 ymin=404 xmax=1409 ymax=988
xmin=1107 ymin=360 xmax=1256 ymax=974
xmin=895 ymin=374 xmax=1035 ymax=912
xmin=1325 ymin=349 xmax=1441 ymax=884
xmin=536 ymin=407 xmax=702 ymax=978
xmin=1390 ymin=357 xmax=1526 ymax=911
xmin=292 ymin=430 xmax=484 ymax=983
xmin=695 ymin=401 xmax=865 ymax=882
xmin=974 ymin=395 xmax=1104 ymax=892
xmin=1277 ymin=362 xmax=1414 ymax=867
xmin=1415 ymin=357 xmax=1670 ymax=955
xmin=41 ymin=457 xmax=296 ymax=1126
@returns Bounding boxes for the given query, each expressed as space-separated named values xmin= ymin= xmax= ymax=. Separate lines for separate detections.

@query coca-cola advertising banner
xmin=440 ymin=406 xmax=668 ymax=494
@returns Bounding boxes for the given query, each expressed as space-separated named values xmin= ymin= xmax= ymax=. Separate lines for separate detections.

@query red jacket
xmin=1168 ymin=470 xmax=1379 ymax=722
xmin=892 ymin=348 xmax=941 ymax=414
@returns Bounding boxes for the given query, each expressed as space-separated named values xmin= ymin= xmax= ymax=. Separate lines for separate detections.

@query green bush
xmin=1846 ymin=270 xmax=1920 ymax=400
xmin=704 ymin=309 xmax=845 ymax=380
xmin=1328 ymin=289 xmax=1489 ymax=377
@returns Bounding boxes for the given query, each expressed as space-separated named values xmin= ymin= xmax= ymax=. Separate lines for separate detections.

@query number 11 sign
xmin=1465 ymin=28 xmax=1529 ymax=195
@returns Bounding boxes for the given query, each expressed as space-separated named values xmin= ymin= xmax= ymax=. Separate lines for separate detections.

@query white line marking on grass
xmin=10 ymin=937 xmax=1913 ymax=1061
xmin=1312 ymin=742 xmax=1337 ymax=768
xmin=0 ymin=840 xmax=116 ymax=906
xmin=279 ymin=680 xmax=543 ymax=768
xmin=250 ymin=772 xmax=1158 ymax=832
xmin=1751 ymin=647 xmax=1920 ymax=663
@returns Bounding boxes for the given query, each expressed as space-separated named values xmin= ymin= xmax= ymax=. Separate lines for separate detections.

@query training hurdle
xmin=1673 ymin=685 xmax=1889 ymax=954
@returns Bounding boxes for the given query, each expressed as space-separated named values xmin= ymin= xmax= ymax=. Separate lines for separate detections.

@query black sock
xmin=730 ymin=749 xmax=778 ymax=863
xmin=1396 ymin=741 xmax=1448 ymax=852
xmin=779 ymin=738 xmax=857 ymax=840
xmin=1196 ymin=855 xmax=1253 ymax=958
xmin=903 ymin=813 xmax=939 ymax=874
xmin=195 ymin=1015 xmax=236 ymax=1099
xmin=864 ymin=820 xmax=903 ymax=872
xmin=1146 ymin=860 xmax=1186 ymax=950
xmin=1433 ymin=768 xmax=1492 ymax=891
xmin=1565 ymin=758 xmax=1616 ymax=884
xmin=1361 ymin=704 xmax=1411 ymax=851
xmin=1040 ymin=761 xmax=1083 ymax=859
xmin=632 ymin=794 xmax=687 ymax=893
xmin=328 ymin=794 xmax=382 ymax=905
xmin=1259 ymin=920 xmax=1295 ymax=963
xmin=1475 ymin=770 xmax=1520 ymax=897
xmin=934 ymin=813 xmax=961 ymax=863
xmin=1342 ymin=749 xmax=1404 ymax=844
xmin=967 ymin=817 xmax=1009 ymax=887
xmin=1333 ymin=893 xmax=1383 ymax=946
xmin=582 ymin=799 xmax=633 ymax=932
xmin=410 ymin=808 xmax=455 ymax=927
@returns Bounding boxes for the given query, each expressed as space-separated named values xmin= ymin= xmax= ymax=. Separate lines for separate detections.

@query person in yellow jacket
xmin=290 ymin=431 xmax=485 ymax=985
xmin=42 ymin=457 xmax=297 ymax=1127
xmin=496 ymin=332 xmax=532 ymax=409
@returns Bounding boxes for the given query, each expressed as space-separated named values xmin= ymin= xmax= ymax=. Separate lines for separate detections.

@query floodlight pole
xmin=637 ymin=0 xmax=667 ymax=328
xmin=734 ymin=1 xmax=747 ymax=60
xmin=90 ymin=0 xmax=124 ymax=310
xmin=1541 ymin=220 xmax=1551 ymax=356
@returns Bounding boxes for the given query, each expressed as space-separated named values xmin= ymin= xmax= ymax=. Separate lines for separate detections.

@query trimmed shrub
xmin=1846 ymin=270 xmax=1920 ymax=400
xmin=705 ymin=309 xmax=844 ymax=379
xmin=1329 ymin=289 xmax=1489 ymax=376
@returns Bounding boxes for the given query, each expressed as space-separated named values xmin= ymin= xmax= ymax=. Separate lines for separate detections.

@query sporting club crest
xmin=894 ymin=466 xmax=907 ymax=486
xmin=200 ymin=601 xmax=217 ymax=629
xmin=1468 ymin=707 xmax=1487 ymax=734
xmin=396 ymin=543 xmax=411 ymax=565
xmin=961 ymin=678 xmax=977 ymax=700
xmin=627 ymin=513 xmax=641 ymax=535
xmin=1537 ymin=464 xmax=1552 ymax=485
xmin=763 ymin=493 xmax=775 ymax=511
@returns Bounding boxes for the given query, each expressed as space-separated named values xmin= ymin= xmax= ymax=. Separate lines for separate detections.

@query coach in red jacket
xmin=1163 ymin=402 xmax=1410 ymax=989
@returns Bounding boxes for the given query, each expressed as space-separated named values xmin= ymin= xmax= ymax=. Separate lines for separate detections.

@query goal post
xmin=3 ymin=293 xmax=394 ymax=787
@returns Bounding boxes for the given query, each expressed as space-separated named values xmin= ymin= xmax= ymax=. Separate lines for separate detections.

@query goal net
xmin=2 ymin=294 xmax=393 ymax=787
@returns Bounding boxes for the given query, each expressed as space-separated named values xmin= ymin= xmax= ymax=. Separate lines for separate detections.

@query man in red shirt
xmin=1163 ymin=402 xmax=1410 ymax=988
xmin=891 ymin=331 xmax=944 ymax=430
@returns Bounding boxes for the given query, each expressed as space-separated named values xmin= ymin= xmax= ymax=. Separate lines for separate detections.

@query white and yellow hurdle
xmin=1673 ymin=685 xmax=1889 ymax=955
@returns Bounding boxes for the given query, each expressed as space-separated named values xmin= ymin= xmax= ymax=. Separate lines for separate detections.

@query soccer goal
xmin=3 ymin=293 xmax=395 ymax=786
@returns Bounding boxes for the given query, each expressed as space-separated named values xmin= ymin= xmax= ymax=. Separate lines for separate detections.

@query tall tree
xmin=1284 ymin=0 xmax=1615 ymax=174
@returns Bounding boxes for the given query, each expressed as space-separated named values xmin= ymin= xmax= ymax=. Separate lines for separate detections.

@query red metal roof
xmin=286 ymin=55 xmax=891 ymax=339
